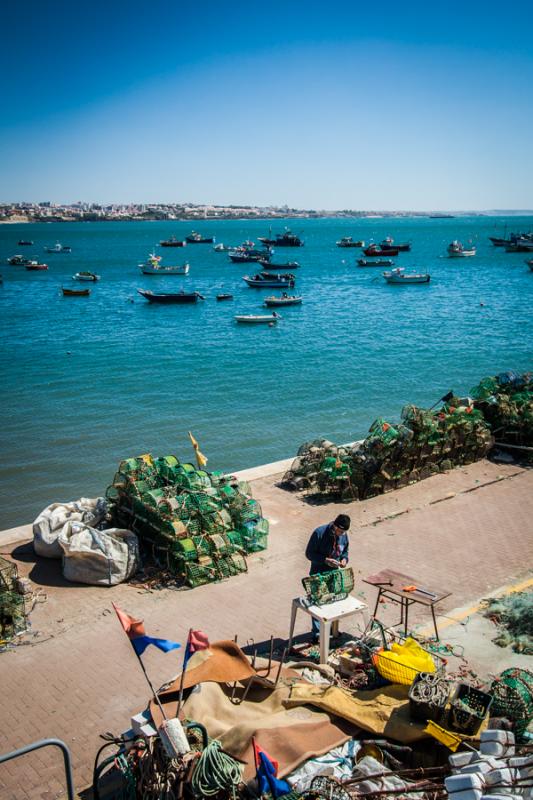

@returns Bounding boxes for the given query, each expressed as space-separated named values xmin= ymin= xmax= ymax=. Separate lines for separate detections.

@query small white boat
xmin=139 ymin=253 xmax=190 ymax=275
xmin=336 ymin=237 xmax=365 ymax=248
xmin=235 ymin=313 xmax=281 ymax=324
xmin=383 ymin=267 xmax=430 ymax=284
xmin=263 ymin=294 xmax=302 ymax=307
xmin=45 ymin=242 xmax=72 ymax=253
xmin=447 ymin=240 xmax=476 ymax=257
xmin=527 ymin=258 xmax=533 ymax=271
xmin=213 ymin=243 xmax=231 ymax=252
xmin=73 ymin=271 xmax=100 ymax=282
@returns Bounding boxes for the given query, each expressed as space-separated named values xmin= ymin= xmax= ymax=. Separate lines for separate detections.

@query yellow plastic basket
xmin=373 ymin=638 xmax=436 ymax=686
xmin=373 ymin=652 xmax=420 ymax=685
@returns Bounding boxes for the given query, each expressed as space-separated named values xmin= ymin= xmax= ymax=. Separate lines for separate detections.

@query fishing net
xmin=482 ymin=590 xmax=533 ymax=654
xmin=107 ymin=454 xmax=269 ymax=588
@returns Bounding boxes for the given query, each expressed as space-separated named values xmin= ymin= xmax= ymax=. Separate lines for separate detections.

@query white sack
xmin=58 ymin=522 xmax=139 ymax=586
xmin=33 ymin=497 xmax=107 ymax=558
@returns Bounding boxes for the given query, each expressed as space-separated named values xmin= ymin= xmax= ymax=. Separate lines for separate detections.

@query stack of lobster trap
xmin=106 ymin=455 xmax=269 ymax=588
xmin=282 ymin=396 xmax=494 ymax=501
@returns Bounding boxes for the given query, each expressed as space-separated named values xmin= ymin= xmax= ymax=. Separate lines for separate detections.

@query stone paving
xmin=0 ymin=458 xmax=532 ymax=799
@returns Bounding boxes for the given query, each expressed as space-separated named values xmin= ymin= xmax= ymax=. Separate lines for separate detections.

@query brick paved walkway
xmin=0 ymin=459 xmax=532 ymax=799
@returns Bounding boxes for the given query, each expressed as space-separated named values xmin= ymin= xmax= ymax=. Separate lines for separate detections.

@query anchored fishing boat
xmin=357 ymin=258 xmax=394 ymax=267
xmin=185 ymin=231 xmax=215 ymax=244
xmin=242 ymin=272 xmax=296 ymax=288
xmin=228 ymin=248 xmax=270 ymax=263
xmin=336 ymin=237 xmax=365 ymax=248
xmin=258 ymin=259 xmax=300 ymax=270
xmin=62 ymin=287 xmax=90 ymax=296
xmin=45 ymin=242 xmax=72 ymax=253
xmin=526 ymin=259 xmax=533 ymax=271
xmin=18 ymin=240 xmax=33 ymax=246
xmin=7 ymin=255 xmax=29 ymax=265
xmin=383 ymin=267 xmax=430 ymax=284
xmin=447 ymin=240 xmax=476 ymax=257
xmin=263 ymin=293 xmax=302 ymax=307
xmin=380 ymin=236 xmax=411 ymax=251
xmin=137 ymin=289 xmax=204 ymax=304
xmin=139 ymin=253 xmax=190 ymax=275
xmin=505 ymin=237 xmax=533 ymax=253
xmin=258 ymin=228 xmax=304 ymax=247
xmin=216 ymin=293 xmax=234 ymax=300
xmin=159 ymin=236 xmax=185 ymax=247
xmin=363 ymin=243 xmax=399 ymax=257
xmin=25 ymin=261 xmax=48 ymax=270
xmin=73 ymin=271 xmax=100 ymax=282
xmin=235 ymin=312 xmax=281 ymax=324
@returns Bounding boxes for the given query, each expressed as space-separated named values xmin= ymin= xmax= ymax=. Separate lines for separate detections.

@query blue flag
xmin=131 ymin=635 xmax=181 ymax=656
xmin=254 ymin=745 xmax=291 ymax=797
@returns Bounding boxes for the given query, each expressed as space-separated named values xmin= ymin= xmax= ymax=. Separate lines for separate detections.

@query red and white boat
xmin=25 ymin=261 xmax=48 ymax=270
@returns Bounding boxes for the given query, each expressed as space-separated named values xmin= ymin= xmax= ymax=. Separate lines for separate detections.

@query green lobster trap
xmin=240 ymin=518 xmax=269 ymax=553
xmin=490 ymin=668 xmax=533 ymax=739
xmin=185 ymin=559 xmax=218 ymax=588
xmin=0 ymin=557 xmax=27 ymax=641
xmin=215 ymin=553 xmax=248 ymax=579
xmin=302 ymin=567 xmax=354 ymax=606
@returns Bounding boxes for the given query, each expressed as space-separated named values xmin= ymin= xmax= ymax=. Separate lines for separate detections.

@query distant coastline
xmin=1 ymin=203 xmax=532 ymax=224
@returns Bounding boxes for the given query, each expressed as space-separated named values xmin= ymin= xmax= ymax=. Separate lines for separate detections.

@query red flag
xmin=183 ymin=629 xmax=210 ymax=668
xmin=253 ymin=739 xmax=279 ymax=775
xmin=112 ymin=603 xmax=181 ymax=656
xmin=112 ymin=602 xmax=146 ymax=639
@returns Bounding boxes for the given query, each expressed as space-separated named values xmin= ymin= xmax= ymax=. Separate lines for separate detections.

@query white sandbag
xmin=58 ymin=522 xmax=139 ymax=586
xmin=33 ymin=497 xmax=107 ymax=558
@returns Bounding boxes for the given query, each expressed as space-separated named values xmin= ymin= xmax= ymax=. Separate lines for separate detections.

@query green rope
xmin=191 ymin=739 xmax=243 ymax=798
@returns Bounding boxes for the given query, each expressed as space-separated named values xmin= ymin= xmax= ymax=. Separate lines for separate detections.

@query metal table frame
xmin=363 ymin=569 xmax=451 ymax=641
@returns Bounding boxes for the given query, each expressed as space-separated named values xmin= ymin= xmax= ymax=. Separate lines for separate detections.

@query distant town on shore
xmin=1 ymin=201 xmax=531 ymax=223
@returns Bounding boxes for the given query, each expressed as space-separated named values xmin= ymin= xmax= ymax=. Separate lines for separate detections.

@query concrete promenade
xmin=0 ymin=458 xmax=532 ymax=799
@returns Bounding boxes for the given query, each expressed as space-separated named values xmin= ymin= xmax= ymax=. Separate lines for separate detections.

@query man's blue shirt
xmin=305 ymin=523 xmax=349 ymax=575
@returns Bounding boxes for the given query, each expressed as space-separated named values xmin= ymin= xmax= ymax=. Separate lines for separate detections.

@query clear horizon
xmin=2 ymin=0 xmax=532 ymax=210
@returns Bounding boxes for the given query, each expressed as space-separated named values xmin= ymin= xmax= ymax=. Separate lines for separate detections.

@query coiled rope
xmin=410 ymin=672 xmax=449 ymax=708
xmin=191 ymin=739 xmax=243 ymax=798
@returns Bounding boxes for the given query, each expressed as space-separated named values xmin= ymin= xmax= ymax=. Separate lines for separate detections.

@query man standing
xmin=305 ymin=514 xmax=351 ymax=642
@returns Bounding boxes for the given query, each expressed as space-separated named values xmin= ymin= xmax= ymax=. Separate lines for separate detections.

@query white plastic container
xmin=447 ymin=789 xmax=483 ymax=800
xmin=480 ymin=730 xmax=515 ymax=757
xmin=446 ymin=773 xmax=485 ymax=799
xmin=484 ymin=767 xmax=518 ymax=794
xmin=480 ymin=795 xmax=521 ymax=800
xmin=450 ymin=752 xmax=476 ymax=770
xmin=509 ymin=756 xmax=533 ymax=769
xmin=463 ymin=760 xmax=500 ymax=777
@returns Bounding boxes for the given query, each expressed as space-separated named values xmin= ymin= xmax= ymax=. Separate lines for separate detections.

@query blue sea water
xmin=0 ymin=216 xmax=532 ymax=529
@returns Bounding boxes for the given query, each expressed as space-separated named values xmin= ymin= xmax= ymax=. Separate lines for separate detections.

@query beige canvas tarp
xmin=285 ymin=683 xmax=429 ymax=743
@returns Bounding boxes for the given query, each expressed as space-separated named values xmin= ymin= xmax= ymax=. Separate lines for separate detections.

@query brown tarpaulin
xmin=149 ymin=640 xmax=355 ymax=779
xmin=176 ymin=677 xmax=354 ymax=780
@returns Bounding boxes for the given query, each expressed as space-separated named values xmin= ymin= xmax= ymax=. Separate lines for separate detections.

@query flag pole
xmin=112 ymin=602 xmax=169 ymax=721
xmin=177 ymin=628 xmax=193 ymax=716
xmin=131 ymin=646 xmax=168 ymax=721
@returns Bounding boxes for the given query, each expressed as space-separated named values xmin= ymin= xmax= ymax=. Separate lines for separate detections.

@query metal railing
xmin=0 ymin=738 xmax=75 ymax=800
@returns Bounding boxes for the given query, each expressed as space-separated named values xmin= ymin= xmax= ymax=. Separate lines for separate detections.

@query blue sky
xmin=1 ymin=0 xmax=532 ymax=209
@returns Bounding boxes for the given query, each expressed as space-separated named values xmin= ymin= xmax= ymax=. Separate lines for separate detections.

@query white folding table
xmin=287 ymin=595 xmax=369 ymax=665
